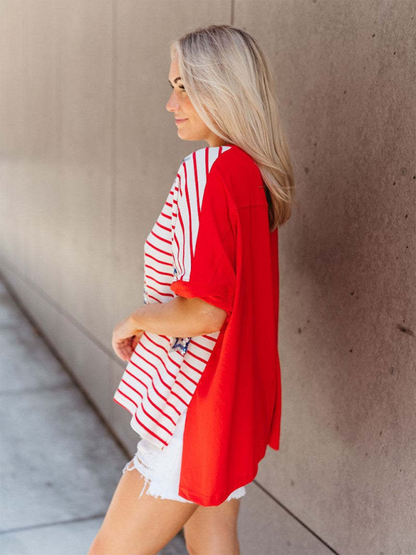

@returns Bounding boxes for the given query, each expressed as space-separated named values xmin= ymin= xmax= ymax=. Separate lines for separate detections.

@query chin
xmin=177 ymin=131 xmax=197 ymax=142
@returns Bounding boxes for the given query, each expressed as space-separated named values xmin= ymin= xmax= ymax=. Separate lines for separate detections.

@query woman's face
xmin=166 ymin=57 xmax=229 ymax=147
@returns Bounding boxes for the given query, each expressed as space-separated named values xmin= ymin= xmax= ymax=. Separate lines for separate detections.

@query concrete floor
xmin=0 ymin=279 xmax=187 ymax=555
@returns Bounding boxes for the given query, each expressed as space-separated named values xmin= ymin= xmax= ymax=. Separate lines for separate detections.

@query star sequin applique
xmin=170 ymin=336 xmax=191 ymax=355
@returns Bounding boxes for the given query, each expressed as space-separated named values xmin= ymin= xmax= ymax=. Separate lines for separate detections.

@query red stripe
xmin=193 ymin=150 xmax=201 ymax=220
xmin=182 ymin=358 xmax=203 ymax=376
xmin=183 ymin=162 xmax=193 ymax=262
xmin=135 ymin=352 xmax=177 ymax=394
xmin=145 ymin=252 xmax=172 ymax=266
xmin=121 ymin=378 xmax=175 ymax=426
xmin=144 ymin=263 xmax=173 ymax=277
xmin=147 ymin=293 xmax=162 ymax=303
xmin=186 ymin=348 xmax=209 ymax=365
xmin=146 ymin=239 xmax=170 ymax=256
xmin=121 ymin=378 xmax=144 ymax=401
xmin=189 ymin=338 xmax=216 ymax=354
xmin=204 ymin=334 xmax=217 ymax=343
xmin=133 ymin=412 xmax=169 ymax=446
xmin=138 ymin=341 xmax=177 ymax=380
xmin=170 ymin=389 xmax=188 ymax=406
xmin=173 ymin=231 xmax=182 ymax=276
xmin=130 ymin=352 xmax=171 ymax=390
xmin=126 ymin=361 xmax=152 ymax=383
xmin=146 ymin=335 xmax=179 ymax=367
xmin=124 ymin=367 xmax=181 ymax=416
xmin=140 ymin=402 xmax=173 ymax=435
xmin=145 ymin=389 xmax=177 ymax=426
xmin=150 ymin=229 xmax=171 ymax=245
xmin=176 ymin=379 xmax=194 ymax=396
xmin=146 ymin=283 xmax=174 ymax=298
xmin=177 ymin=171 xmax=186 ymax=277
xmin=143 ymin=331 xmax=171 ymax=343
xmin=114 ymin=392 xmax=171 ymax=445
xmin=178 ymin=370 xmax=198 ymax=387
xmin=205 ymin=146 xmax=209 ymax=181
xmin=172 ymin=176 xmax=182 ymax=275
xmin=146 ymin=274 xmax=173 ymax=286
xmin=114 ymin=390 xmax=138 ymax=409
xmin=166 ymin=351 xmax=181 ymax=370
xmin=156 ymin=220 xmax=171 ymax=232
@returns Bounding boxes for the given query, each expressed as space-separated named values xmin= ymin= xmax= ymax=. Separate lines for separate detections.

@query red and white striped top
xmin=113 ymin=145 xmax=233 ymax=449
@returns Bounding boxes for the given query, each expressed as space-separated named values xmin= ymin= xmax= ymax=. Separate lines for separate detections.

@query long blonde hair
xmin=170 ymin=24 xmax=297 ymax=231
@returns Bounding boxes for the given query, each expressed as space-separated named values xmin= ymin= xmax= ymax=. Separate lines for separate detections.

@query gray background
xmin=0 ymin=1 xmax=415 ymax=554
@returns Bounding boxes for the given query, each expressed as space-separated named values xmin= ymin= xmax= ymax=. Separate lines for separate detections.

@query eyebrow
xmin=168 ymin=77 xmax=182 ymax=85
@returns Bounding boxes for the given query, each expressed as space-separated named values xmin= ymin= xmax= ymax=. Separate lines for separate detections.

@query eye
xmin=169 ymin=84 xmax=186 ymax=91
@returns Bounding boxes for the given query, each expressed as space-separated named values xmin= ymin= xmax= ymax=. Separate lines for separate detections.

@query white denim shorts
xmin=122 ymin=406 xmax=247 ymax=504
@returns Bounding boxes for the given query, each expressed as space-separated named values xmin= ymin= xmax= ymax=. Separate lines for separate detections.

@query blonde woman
xmin=88 ymin=24 xmax=295 ymax=555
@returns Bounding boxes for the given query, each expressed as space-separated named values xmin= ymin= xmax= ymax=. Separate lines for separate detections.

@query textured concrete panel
xmin=53 ymin=0 xmax=114 ymax=341
xmin=239 ymin=481 xmax=335 ymax=555
xmin=0 ymin=1 xmax=60 ymax=285
xmin=235 ymin=1 xmax=416 ymax=554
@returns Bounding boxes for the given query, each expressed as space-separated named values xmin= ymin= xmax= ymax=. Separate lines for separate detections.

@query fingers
xmin=112 ymin=331 xmax=144 ymax=362
xmin=112 ymin=338 xmax=133 ymax=362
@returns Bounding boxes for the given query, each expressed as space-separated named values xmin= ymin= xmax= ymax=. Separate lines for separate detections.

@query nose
xmin=166 ymin=89 xmax=180 ymax=113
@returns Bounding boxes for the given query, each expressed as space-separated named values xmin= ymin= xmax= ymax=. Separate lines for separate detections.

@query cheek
xmin=183 ymin=98 xmax=195 ymax=115
xmin=184 ymin=101 xmax=203 ymax=125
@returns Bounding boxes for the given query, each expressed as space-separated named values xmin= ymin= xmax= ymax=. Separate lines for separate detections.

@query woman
xmin=88 ymin=24 xmax=295 ymax=555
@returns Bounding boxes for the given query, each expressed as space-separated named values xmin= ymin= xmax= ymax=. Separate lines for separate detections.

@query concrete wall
xmin=1 ymin=1 xmax=415 ymax=554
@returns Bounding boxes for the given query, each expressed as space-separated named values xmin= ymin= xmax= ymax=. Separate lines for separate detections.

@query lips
xmin=175 ymin=118 xmax=187 ymax=123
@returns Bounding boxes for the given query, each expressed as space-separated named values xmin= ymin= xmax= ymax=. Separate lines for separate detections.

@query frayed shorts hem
xmin=121 ymin=408 xmax=247 ymax=504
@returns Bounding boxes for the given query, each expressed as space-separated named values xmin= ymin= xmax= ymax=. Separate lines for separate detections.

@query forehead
xmin=168 ymin=57 xmax=182 ymax=80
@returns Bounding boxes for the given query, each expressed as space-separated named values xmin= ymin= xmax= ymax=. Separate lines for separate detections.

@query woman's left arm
xmin=112 ymin=297 xmax=227 ymax=361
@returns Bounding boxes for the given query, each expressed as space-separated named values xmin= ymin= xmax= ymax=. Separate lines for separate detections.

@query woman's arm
xmin=112 ymin=296 xmax=228 ymax=361
xmin=126 ymin=297 xmax=227 ymax=338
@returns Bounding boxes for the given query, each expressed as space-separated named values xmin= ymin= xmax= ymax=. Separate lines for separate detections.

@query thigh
xmin=87 ymin=463 xmax=199 ymax=555
xmin=183 ymin=497 xmax=242 ymax=555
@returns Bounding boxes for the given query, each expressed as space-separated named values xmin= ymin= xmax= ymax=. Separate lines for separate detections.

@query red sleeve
xmin=170 ymin=154 xmax=236 ymax=318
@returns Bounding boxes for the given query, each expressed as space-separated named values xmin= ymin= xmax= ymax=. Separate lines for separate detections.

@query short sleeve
xmin=170 ymin=156 xmax=236 ymax=318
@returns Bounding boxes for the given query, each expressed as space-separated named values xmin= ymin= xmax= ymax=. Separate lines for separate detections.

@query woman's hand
xmin=112 ymin=316 xmax=144 ymax=361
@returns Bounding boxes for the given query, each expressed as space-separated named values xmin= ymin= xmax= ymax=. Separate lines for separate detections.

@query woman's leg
xmin=87 ymin=461 xmax=199 ymax=555
xmin=183 ymin=497 xmax=242 ymax=555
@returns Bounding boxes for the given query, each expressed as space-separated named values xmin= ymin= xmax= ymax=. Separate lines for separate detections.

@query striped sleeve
xmin=170 ymin=150 xmax=236 ymax=318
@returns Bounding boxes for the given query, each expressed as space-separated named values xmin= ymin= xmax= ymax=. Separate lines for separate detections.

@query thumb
xmin=132 ymin=331 xmax=144 ymax=350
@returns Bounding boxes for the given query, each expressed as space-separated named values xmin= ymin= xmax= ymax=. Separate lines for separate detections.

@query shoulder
xmin=178 ymin=145 xmax=264 ymax=208
xmin=181 ymin=145 xmax=256 ymax=174
xmin=178 ymin=145 xmax=259 ymax=190
xmin=175 ymin=146 xmax=235 ymax=194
